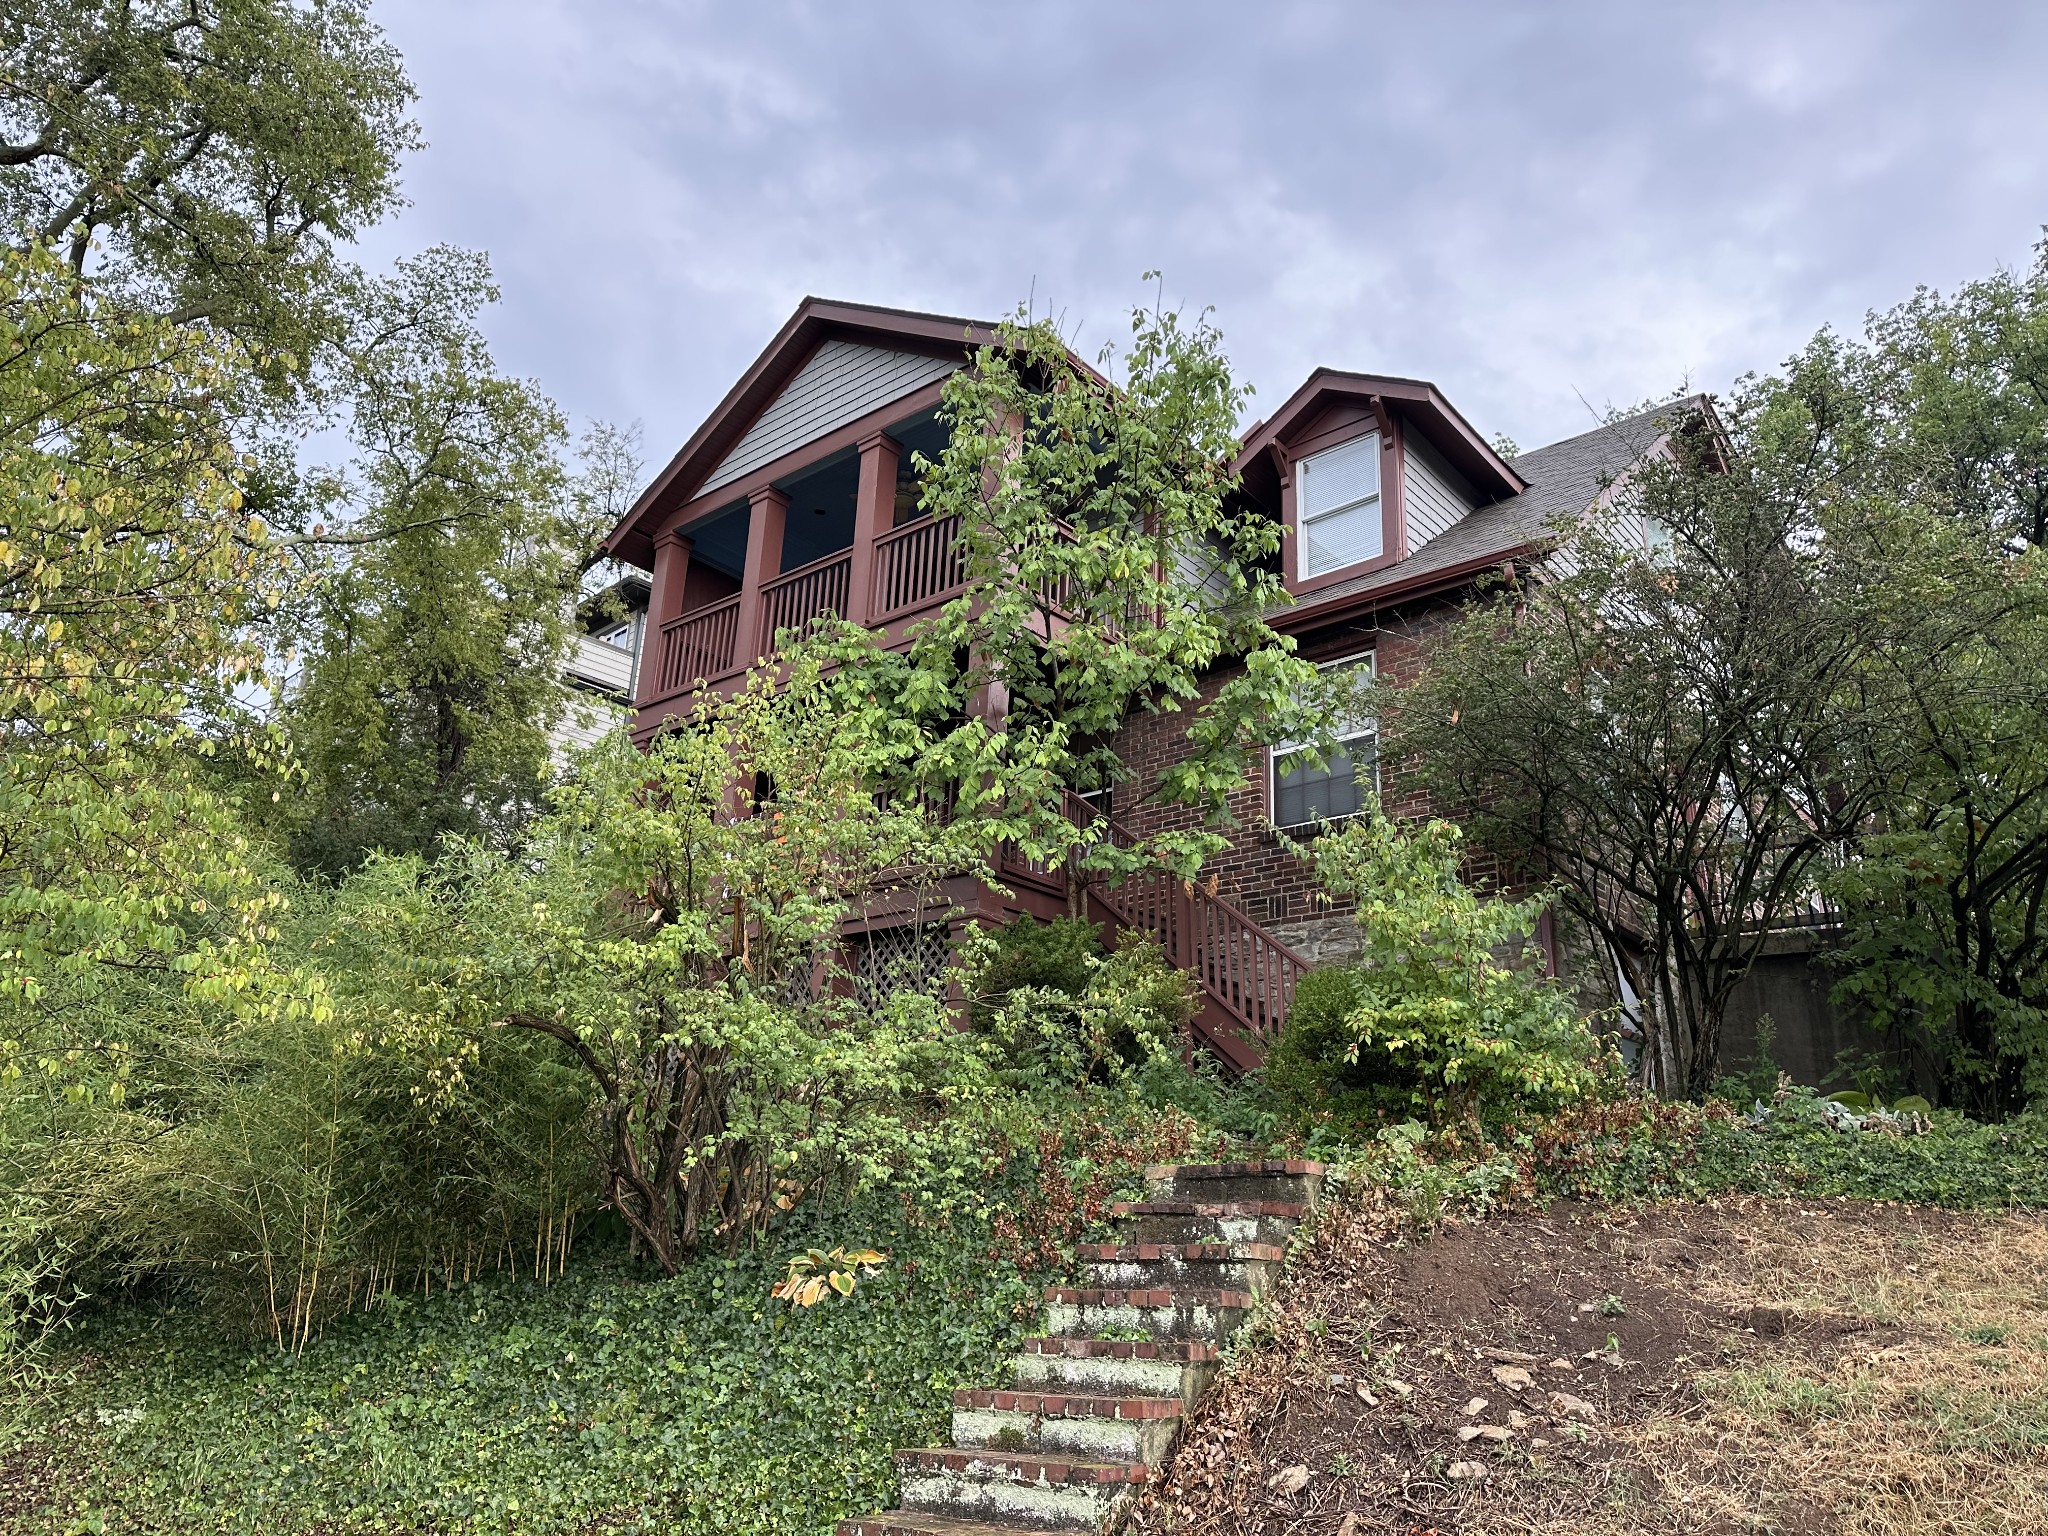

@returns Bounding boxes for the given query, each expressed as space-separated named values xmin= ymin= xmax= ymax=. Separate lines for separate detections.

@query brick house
xmin=595 ymin=298 xmax=1696 ymax=1066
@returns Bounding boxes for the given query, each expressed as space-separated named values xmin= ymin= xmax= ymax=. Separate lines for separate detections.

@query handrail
xmin=656 ymin=595 xmax=742 ymax=693
xmin=1061 ymin=792 xmax=1308 ymax=1052
xmin=758 ymin=549 xmax=852 ymax=652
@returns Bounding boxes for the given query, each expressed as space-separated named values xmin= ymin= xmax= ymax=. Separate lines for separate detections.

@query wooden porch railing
xmin=656 ymin=594 xmax=742 ymax=693
xmin=1062 ymin=793 xmax=1307 ymax=1060
xmin=759 ymin=550 xmax=852 ymax=653
xmin=872 ymin=513 xmax=965 ymax=621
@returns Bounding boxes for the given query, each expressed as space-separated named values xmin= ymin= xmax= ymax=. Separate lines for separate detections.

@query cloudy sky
xmin=355 ymin=0 xmax=2048 ymax=465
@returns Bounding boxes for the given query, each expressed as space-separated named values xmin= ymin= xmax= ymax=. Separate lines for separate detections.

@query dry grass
xmin=1621 ymin=1207 xmax=2048 ymax=1536
xmin=1141 ymin=1196 xmax=2048 ymax=1536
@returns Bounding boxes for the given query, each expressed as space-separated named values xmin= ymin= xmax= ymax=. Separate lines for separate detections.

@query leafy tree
xmin=1821 ymin=243 xmax=2048 ymax=1115
xmin=343 ymin=648 xmax=992 ymax=1275
xmin=2 ymin=0 xmax=418 ymax=373
xmin=839 ymin=298 xmax=1331 ymax=892
xmin=1392 ymin=361 xmax=1910 ymax=1099
xmin=273 ymin=253 xmax=596 ymax=876
xmin=1862 ymin=237 xmax=2048 ymax=551
xmin=1262 ymin=803 xmax=1607 ymax=1130
xmin=0 ymin=241 xmax=299 ymax=1022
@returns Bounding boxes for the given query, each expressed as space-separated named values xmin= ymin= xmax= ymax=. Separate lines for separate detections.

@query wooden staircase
xmin=1063 ymin=796 xmax=1310 ymax=1074
xmin=837 ymin=1160 xmax=1325 ymax=1536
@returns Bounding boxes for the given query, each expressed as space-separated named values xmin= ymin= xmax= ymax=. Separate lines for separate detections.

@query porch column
xmin=848 ymin=431 xmax=901 ymax=627
xmin=643 ymin=526 xmax=692 ymax=704
xmin=736 ymin=485 xmax=789 ymax=667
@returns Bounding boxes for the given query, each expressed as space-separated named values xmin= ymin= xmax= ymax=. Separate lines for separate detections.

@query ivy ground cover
xmin=5 ymin=1217 xmax=1030 ymax=1536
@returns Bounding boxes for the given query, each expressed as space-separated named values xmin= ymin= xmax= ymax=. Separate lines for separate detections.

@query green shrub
xmin=1267 ymin=805 xmax=1614 ymax=1135
xmin=0 ymin=913 xmax=594 ymax=1354
xmin=1261 ymin=965 xmax=1396 ymax=1130
xmin=964 ymin=920 xmax=1197 ymax=1089
xmin=967 ymin=915 xmax=1102 ymax=1027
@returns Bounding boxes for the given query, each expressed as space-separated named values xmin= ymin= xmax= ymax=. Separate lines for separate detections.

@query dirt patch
xmin=1140 ymin=1196 xmax=2048 ymax=1536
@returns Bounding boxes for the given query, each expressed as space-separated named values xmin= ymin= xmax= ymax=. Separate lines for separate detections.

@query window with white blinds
xmin=1298 ymin=433 xmax=1383 ymax=576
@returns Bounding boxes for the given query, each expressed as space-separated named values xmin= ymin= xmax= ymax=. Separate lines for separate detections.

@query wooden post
xmin=849 ymin=432 xmax=900 ymax=627
xmin=736 ymin=486 xmax=788 ymax=666
xmin=643 ymin=527 xmax=693 ymax=703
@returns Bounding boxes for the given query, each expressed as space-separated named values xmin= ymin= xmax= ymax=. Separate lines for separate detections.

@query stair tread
xmin=1147 ymin=1158 xmax=1325 ymax=1178
xmin=1017 ymin=1335 xmax=1218 ymax=1360
xmin=895 ymin=1447 xmax=1150 ymax=1483
xmin=1110 ymin=1199 xmax=1309 ymax=1218
xmin=1045 ymin=1284 xmax=1255 ymax=1307
xmin=954 ymin=1388 xmax=1183 ymax=1418
xmin=1078 ymin=1241 xmax=1286 ymax=1261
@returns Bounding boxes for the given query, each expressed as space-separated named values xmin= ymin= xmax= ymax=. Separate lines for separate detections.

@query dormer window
xmin=1298 ymin=433 xmax=1383 ymax=576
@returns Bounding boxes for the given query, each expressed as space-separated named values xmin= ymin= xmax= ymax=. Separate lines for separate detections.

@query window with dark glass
xmin=1273 ymin=733 xmax=1375 ymax=828
xmin=1270 ymin=654 xmax=1376 ymax=830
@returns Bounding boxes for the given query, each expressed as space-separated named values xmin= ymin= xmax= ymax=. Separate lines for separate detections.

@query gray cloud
xmin=355 ymin=0 xmax=2048 ymax=465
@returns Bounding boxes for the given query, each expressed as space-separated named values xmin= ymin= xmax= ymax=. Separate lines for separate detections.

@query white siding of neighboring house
xmin=553 ymin=690 xmax=625 ymax=754
xmin=1538 ymin=453 xmax=1666 ymax=584
xmin=1402 ymin=431 xmax=1480 ymax=551
xmin=551 ymin=631 xmax=636 ymax=759
xmin=700 ymin=340 xmax=959 ymax=496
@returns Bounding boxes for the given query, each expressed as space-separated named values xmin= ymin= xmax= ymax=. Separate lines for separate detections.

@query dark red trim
xmin=601 ymin=298 xmax=997 ymax=568
xmin=655 ymin=377 xmax=954 ymax=542
xmin=1238 ymin=370 xmax=1525 ymax=503
xmin=1275 ymin=541 xmax=1546 ymax=636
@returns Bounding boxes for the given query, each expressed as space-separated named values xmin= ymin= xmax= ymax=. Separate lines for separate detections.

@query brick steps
xmin=839 ymin=1515 xmax=1062 ymax=1536
xmin=837 ymin=1160 xmax=1323 ymax=1535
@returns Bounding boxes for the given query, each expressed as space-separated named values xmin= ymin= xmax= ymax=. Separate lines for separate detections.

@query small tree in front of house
xmin=346 ymin=647 xmax=994 ymax=1274
xmin=833 ymin=293 xmax=1337 ymax=892
xmin=1391 ymin=358 xmax=1916 ymax=1100
xmin=1262 ymin=803 xmax=1610 ymax=1132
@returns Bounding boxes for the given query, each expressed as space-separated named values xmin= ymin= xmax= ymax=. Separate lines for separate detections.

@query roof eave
xmin=1274 ymin=539 xmax=1549 ymax=634
xmin=1236 ymin=368 xmax=1527 ymax=500
xmin=599 ymin=297 xmax=1000 ymax=567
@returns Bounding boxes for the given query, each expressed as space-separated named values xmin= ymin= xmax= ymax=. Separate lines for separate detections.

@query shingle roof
xmin=1293 ymin=394 xmax=1705 ymax=610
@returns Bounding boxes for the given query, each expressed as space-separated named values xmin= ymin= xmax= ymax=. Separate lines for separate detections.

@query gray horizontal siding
xmin=701 ymin=340 xmax=959 ymax=495
xmin=549 ymin=692 xmax=626 ymax=758
xmin=1403 ymin=432 xmax=1479 ymax=551
xmin=564 ymin=632 xmax=634 ymax=695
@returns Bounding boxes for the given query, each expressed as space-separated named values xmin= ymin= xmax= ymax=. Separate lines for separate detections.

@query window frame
xmin=1281 ymin=420 xmax=1407 ymax=597
xmin=1297 ymin=434 xmax=1384 ymax=578
xmin=1269 ymin=650 xmax=1379 ymax=834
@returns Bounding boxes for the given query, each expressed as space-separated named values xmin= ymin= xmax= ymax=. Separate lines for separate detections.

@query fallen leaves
xmin=1265 ymin=1463 xmax=1311 ymax=1496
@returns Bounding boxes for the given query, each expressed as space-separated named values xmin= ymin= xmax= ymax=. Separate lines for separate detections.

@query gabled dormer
xmin=1234 ymin=372 xmax=1525 ymax=600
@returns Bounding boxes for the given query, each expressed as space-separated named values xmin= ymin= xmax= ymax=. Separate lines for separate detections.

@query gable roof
xmin=1280 ymin=394 xmax=1710 ymax=618
xmin=1237 ymin=369 xmax=1527 ymax=502
xmin=599 ymin=298 xmax=996 ymax=568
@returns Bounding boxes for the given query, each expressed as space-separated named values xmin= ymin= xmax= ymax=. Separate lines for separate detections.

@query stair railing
xmin=1061 ymin=793 xmax=1307 ymax=1050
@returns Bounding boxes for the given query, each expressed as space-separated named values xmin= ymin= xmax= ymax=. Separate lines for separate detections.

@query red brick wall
xmin=1103 ymin=591 xmax=1520 ymax=960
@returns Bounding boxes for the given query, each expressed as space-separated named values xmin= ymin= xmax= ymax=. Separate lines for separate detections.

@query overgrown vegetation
xmin=9 ymin=7 xmax=2048 ymax=1531
xmin=1260 ymin=806 xmax=1612 ymax=1138
xmin=963 ymin=916 xmax=1199 ymax=1090
xmin=1396 ymin=240 xmax=2048 ymax=1111
xmin=2 ymin=1122 xmax=1162 ymax=1536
